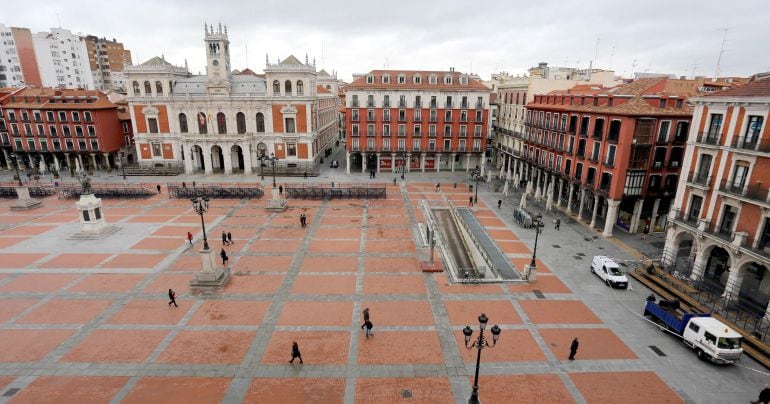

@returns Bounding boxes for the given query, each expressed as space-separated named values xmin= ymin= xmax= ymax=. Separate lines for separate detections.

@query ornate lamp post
xmin=10 ymin=154 xmax=22 ymax=186
xmin=463 ymin=313 xmax=501 ymax=404
xmin=469 ymin=167 xmax=482 ymax=202
xmin=530 ymin=213 xmax=544 ymax=267
xmin=191 ymin=195 xmax=211 ymax=250
xmin=120 ymin=152 xmax=126 ymax=180
xmin=270 ymin=152 xmax=278 ymax=188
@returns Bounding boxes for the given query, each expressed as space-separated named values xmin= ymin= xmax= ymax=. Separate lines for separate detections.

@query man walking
xmin=187 ymin=231 xmax=193 ymax=245
xmin=279 ymin=185 xmax=283 ymax=195
xmin=497 ymin=199 xmax=502 ymax=209
xmin=222 ymin=231 xmax=229 ymax=246
xmin=555 ymin=218 xmax=561 ymax=231
xmin=751 ymin=384 xmax=770 ymax=404
xmin=227 ymin=232 xmax=233 ymax=245
xmin=364 ymin=320 xmax=374 ymax=339
xmin=289 ymin=341 xmax=303 ymax=364
xmin=469 ymin=196 xmax=474 ymax=207
xmin=568 ymin=337 xmax=579 ymax=360
xmin=304 ymin=171 xmax=308 ymax=180
xmin=361 ymin=308 xmax=370 ymax=330
xmin=220 ymin=248 xmax=229 ymax=266
xmin=435 ymin=183 xmax=441 ymax=192
xmin=168 ymin=288 xmax=178 ymax=307
xmin=157 ymin=184 xmax=161 ymax=194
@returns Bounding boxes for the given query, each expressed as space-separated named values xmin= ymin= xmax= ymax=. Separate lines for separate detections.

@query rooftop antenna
xmin=594 ymin=34 xmax=601 ymax=68
xmin=56 ymin=12 xmax=62 ymax=28
xmin=690 ymin=62 xmax=697 ymax=79
xmin=714 ymin=28 xmax=728 ymax=80
xmin=631 ymin=58 xmax=637 ymax=76
xmin=608 ymin=45 xmax=615 ymax=70
xmin=384 ymin=56 xmax=389 ymax=69
xmin=244 ymin=36 xmax=248 ymax=68
xmin=321 ymin=40 xmax=324 ymax=67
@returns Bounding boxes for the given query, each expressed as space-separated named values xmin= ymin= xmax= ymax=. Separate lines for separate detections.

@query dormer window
xmin=414 ymin=75 xmax=422 ymax=84
xmin=444 ymin=76 xmax=452 ymax=85
xmin=459 ymin=76 xmax=468 ymax=85
xmin=382 ymin=75 xmax=390 ymax=84
xmin=366 ymin=75 xmax=374 ymax=84
xmin=429 ymin=75 xmax=437 ymax=85
xmin=397 ymin=74 xmax=406 ymax=84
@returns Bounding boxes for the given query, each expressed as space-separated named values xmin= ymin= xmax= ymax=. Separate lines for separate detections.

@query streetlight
xmin=469 ymin=167 xmax=482 ymax=203
xmin=463 ymin=313 xmax=501 ymax=404
xmin=258 ymin=154 xmax=266 ymax=181
xmin=120 ymin=152 xmax=126 ymax=180
xmin=530 ymin=213 xmax=545 ymax=268
xmin=10 ymin=154 xmax=22 ymax=186
xmin=191 ymin=195 xmax=211 ymax=250
xmin=270 ymin=152 xmax=278 ymax=188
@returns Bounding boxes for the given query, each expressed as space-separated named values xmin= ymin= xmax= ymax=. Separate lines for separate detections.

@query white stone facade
xmin=0 ymin=24 xmax=24 ymax=87
xmin=32 ymin=28 xmax=94 ymax=90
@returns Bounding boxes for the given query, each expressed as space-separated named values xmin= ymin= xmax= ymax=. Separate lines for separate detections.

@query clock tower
xmin=204 ymin=22 xmax=231 ymax=96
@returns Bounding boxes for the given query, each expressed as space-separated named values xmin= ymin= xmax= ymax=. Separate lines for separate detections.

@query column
xmin=451 ymin=154 xmax=456 ymax=172
xmin=421 ymin=153 xmax=426 ymax=173
xmin=391 ymin=154 xmax=395 ymax=173
xmin=567 ymin=183 xmax=576 ymax=214
xmin=52 ymin=155 xmax=60 ymax=172
xmin=376 ymin=153 xmax=381 ymax=173
xmin=202 ymin=147 xmax=213 ymax=175
xmin=630 ymin=199 xmax=644 ymax=233
xmin=465 ymin=154 xmax=471 ymax=172
xmin=102 ymin=153 xmax=111 ymax=170
xmin=690 ymin=245 xmax=708 ymax=280
xmin=345 ymin=152 xmax=351 ymax=174
xmin=406 ymin=153 xmax=411 ymax=173
xmin=3 ymin=149 xmax=12 ymax=170
xmin=661 ymin=226 xmax=679 ymax=267
xmin=242 ymin=143 xmax=253 ymax=175
xmin=722 ymin=267 xmax=745 ymax=301
xmin=603 ymin=200 xmax=621 ymax=237
xmin=223 ymin=147 xmax=233 ymax=175
xmin=546 ymin=176 xmax=555 ymax=211
xmin=28 ymin=154 xmax=34 ymax=168
xmin=76 ymin=155 xmax=83 ymax=172
xmin=650 ymin=198 xmax=661 ymax=230
xmin=183 ymin=145 xmax=194 ymax=174
xmin=590 ymin=194 xmax=601 ymax=228
xmin=558 ymin=179 xmax=564 ymax=207
xmin=90 ymin=153 xmax=97 ymax=171
xmin=436 ymin=154 xmax=441 ymax=172
xmin=361 ymin=154 xmax=367 ymax=173
xmin=577 ymin=189 xmax=587 ymax=220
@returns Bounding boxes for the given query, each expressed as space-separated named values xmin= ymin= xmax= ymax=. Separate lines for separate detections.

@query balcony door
xmin=697 ymin=154 xmax=712 ymax=179
xmin=731 ymin=163 xmax=749 ymax=189
xmin=688 ymin=195 xmax=703 ymax=221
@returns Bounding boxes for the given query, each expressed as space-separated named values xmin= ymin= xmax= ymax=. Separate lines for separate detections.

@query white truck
xmin=644 ymin=299 xmax=743 ymax=364
xmin=590 ymin=256 xmax=629 ymax=289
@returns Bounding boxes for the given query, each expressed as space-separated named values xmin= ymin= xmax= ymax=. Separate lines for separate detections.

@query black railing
xmin=168 ymin=182 xmax=264 ymax=199
xmin=697 ymin=131 xmax=720 ymax=145
xmin=732 ymin=136 xmax=770 ymax=153
xmin=687 ymin=173 xmax=711 ymax=186
xmin=284 ymin=184 xmax=386 ymax=200
xmin=719 ymin=179 xmax=769 ymax=203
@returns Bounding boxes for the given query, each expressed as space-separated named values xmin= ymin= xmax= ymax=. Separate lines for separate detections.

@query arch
xmin=736 ymin=261 xmax=770 ymax=312
xmin=699 ymin=244 xmax=733 ymax=295
xmin=210 ymin=145 xmax=225 ymax=172
xmin=197 ymin=112 xmax=207 ymax=134
xmin=326 ymin=85 xmax=331 ymax=90
xmin=144 ymin=81 xmax=152 ymax=95
xmin=230 ymin=144 xmax=244 ymax=172
xmin=190 ymin=145 xmax=205 ymax=171
xmin=256 ymin=142 xmax=267 ymax=157
xmin=155 ymin=81 xmax=163 ymax=95
xmin=178 ymin=113 xmax=188 ymax=133
xmin=132 ymin=81 xmax=140 ymax=95
xmin=256 ymin=113 xmax=265 ymax=133
xmin=296 ymin=80 xmax=304 ymax=95
xmin=273 ymin=80 xmax=280 ymax=94
xmin=236 ymin=112 xmax=246 ymax=134
xmin=216 ymin=112 xmax=227 ymax=134
xmin=284 ymin=80 xmax=292 ymax=95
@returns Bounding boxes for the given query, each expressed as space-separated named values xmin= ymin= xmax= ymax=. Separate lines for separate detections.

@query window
xmin=367 ymin=109 xmax=375 ymax=121
xmin=132 ymin=81 xmax=140 ymax=95
xmin=429 ymin=75 xmax=437 ymax=85
xmin=429 ymin=125 xmax=436 ymax=136
xmin=413 ymin=139 xmax=420 ymax=151
xmin=608 ymin=120 xmax=621 ymax=141
xmin=460 ymin=125 xmax=467 ymax=136
xmin=414 ymin=125 xmax=421 ymax=136
xmin=367 ymin=138 xmax=375 ymax=150
xmin=383 ymin=138 xmax=391 ymax=150
xmin=84 ymin=111 xmax=92 ymax=122
xmin=707 ymin=114 xmax=723 ymax=139
xmin=87 ymin=126 xmax=95 ymax=136
xmin=383 ymin=124 xmax=390 ymax=136
xmin=351 ymin=94 xmax=359 ymax=107
xmin=155 ymin=81 xmax=163 ymax=95
xmin=197 ymin=112 xmax=207 ymax=134
xmin=367 ymin=95 xmax=374 ymax=107
xmin=236 ymin=112 xmax=246 ymax=134
xmin=398 ymin=74 xmax=406 ymax=84
xmin=148 ymin=118 xmax=158 ymax=134
xmin=49 ymin=125 xmax=58 ymax=137
xmin=746 ymin=116 xmax=764 ymax=144
xmin=284 ymin=80 xmax=292 ymax=95
xmin=383 ymin=95 xmax=390 ymax=107
xmin=720 ymin=206 xmax=737 ymax=235
xmin=367 ymin=124 xmax=374 ymax=136
xmin=351 ymin=124 xmax=359 ymax=136
xmin=63 ymin=126 xmax=71 ymax=137
xmin=732 ymin=162 xmax=750 ymax=189
xmin=676 ymin=99 xmax=683 ymax=108
xmin=151 ymin=143 xmax=162 ymax=157
xmin=414 ymin=109 xmax=421 ymax=121
xmin=144 ymin=81 xmax=151 ymax=94
xmin=285 ymin=117 xmax=295 ymax=133
xmin=398 ymin=109 xmax=406 ymax=121
xmin=216 ymin=112 xmax=227 ymax=134
xmin=383 ymin=109 xmax=390 ymax=121
xmin=179 ymin=113 xmax=188 ymax=133
xmin=398 ymin=124 xmax=405 ymax=136
xmin=580 ymin=116 xmax=589 ymax=135
xmin=444 ymin=76 xmax=452 ymax=84
xmin=46 ymin=111 xmax=54 ymax=121
xmin=657 ymin=121 xmax=670 ymax=143
xmin=444 ymin=125 xmax=451 ymax=136
xmin=444 ymin=110 xmax=452 ymax=121
xmin=474 ymin=126 xmax=482 ymax=137
xmin=674 ymin=121 xmax=689 ymax=142
xmin=413 ymin=75 xmax=421 ymax=84
xmin=443 ymin=139 xmax=450 ymax=151
xmin=366 ymin=75 xmax=374 ymax=84
xmin=273 ymin=80 xmax=280 ymax=94
xmin=593 ymin=118 xmax=604 ymax=139
xmin=659 ymin=99 xmax=666 ymax=108
xmin=591 ymin=141 xmax=600 ymax=161
xmin=72 ymin=111 xmax=80 ymax=122
xmin=296 ymin=80 xmax=304 ymax=95
xmin=287 ymin=143 xmax=296 ymax=156
xmin=382 ymin=75 xmax=390 ymax=84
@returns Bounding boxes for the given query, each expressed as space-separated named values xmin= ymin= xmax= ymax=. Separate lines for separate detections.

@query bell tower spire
xmin=203 ymin=21 xmax=231 ymax=95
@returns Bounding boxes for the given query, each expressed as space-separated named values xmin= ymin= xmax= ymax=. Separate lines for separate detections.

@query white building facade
xmin=32 ymin=28 xmax=94 ymax=90
xmin=0 ymin=24 xmax=24 ymax=87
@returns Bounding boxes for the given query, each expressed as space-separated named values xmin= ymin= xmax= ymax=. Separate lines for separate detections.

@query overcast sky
xmin=10 ymin=0 xmax=770 ymax=82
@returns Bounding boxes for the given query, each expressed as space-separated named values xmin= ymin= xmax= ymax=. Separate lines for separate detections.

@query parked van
xmin=590 ymin=256 xmax=628 ymax=289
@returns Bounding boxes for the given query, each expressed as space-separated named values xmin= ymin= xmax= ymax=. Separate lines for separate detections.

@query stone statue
xmin=78 ymin=174 xmax=93 ymax=195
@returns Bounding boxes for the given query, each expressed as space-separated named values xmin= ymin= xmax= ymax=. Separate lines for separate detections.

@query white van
xmin=590 ymin=256 xmax=628 ymax=289
xmin=682 ymin=316 xmax=743 ymax=363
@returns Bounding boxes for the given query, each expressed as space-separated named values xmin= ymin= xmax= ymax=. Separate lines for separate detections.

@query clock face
xmin=212 ymin=59 xmax=219 ymax=66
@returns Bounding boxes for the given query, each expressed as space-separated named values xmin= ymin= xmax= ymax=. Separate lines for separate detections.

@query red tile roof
xmin=316 ymin=85 xmax=332 ymax=94
xmin=703 ymin=73 xmax=770 ymax=98
xmin=347 ymin=70 xmax=489 ymax=91
xmin=0 ymin=87 xmax=118 ymax=110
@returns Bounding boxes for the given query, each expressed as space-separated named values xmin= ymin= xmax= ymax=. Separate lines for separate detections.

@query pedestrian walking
xmin=227 ymin=232 xmax=233 ymax=245
xmin=497 ymin=199 xmax=502 ymax=209
xmin=435 ymin=183 xmax=441 ymax=192
xmin=568 ymin=337 xmax=579 ymax=360
xmin=372 ymin=170 xmax=375 ymax=179
xmin=289 ymin=341 xmax=303 ymax=364
xmin=641 ymin=223 xmax=650 ymax=240
xmin=220 ymin=248 xmax=229 ymax=266
xmin=187 ymin=231 xmax=193 ymax=245
xmin=168 ymin=288 xmax=178 ymax=307
xmin=299 ymin=213 xmax=306 ymax=228
xmin=304 ymin=171 xmax=308 ymax=179
xmin=192 ymin=181 xmax=196 ymax=188
xmin=554 ymin=218 xmax=561 ymax=230
xmin=469 ymin=196 xmax=474 ymax=207
xmin=279 ymin=185 xmax=283 ymax=195
xmin=751 ymin=384 xmax=770 ymax=404
xmin=361 ymin=307 xmax=370 ymax=330
xmin=182 ymin=182 xmax=186 ymax=188
xmin=393 ymin=178 xmax=397 ymax=185
xmin=474 ymin=195 xmax=478 ymax=204
xmin=364 ymin=320 xmax=374 ymax=338
xmin=222 ymin=231 xmax=228 ymax=246
xmin=156 ymin=184 xmax=161 ymax=194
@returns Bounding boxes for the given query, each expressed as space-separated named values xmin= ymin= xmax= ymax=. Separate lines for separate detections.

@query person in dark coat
xmin=227 ymin=232 xmax=233 ymax=245
xmin=568 ymin=337 xmax=579 ymax=360
xmin=361 ymin=308 xmax=370 ymax=330
xmin=497 ymin=199 xmax=502 ymax=209
xmin=364 ymin=320 xmax=374 ymax=339
xmin=469 ymin=196 xmax=474 ymax=207
xmin=435 ymin=183 xmax=441 ymax=192
xmin=279 ymin=185 xmax=283 ymax=195
xmin=752 ymin=385 xmax=770 ymax=404
xmin=289 ymin=341 xmax=303 ymax=364
xmin=157 ymin=184 xmax=161 ymax=194
xmin=168 ymin=288 xmax=178 ymax=307
xmin=554 ymin=218 xmax=561 ymax=230
xmin=222 ymin=231 xmax=228 ymax=246
xmin=220 ymin=248 xmax=228 ymax=266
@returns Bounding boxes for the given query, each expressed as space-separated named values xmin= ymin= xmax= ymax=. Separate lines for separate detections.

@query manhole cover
xmin=552 ymin=244 xmax=561 ymax=248
xmin=649 ymin=345 xmax=667 ymax=357
xmin=401 ymin=389 xmax=413 ymax=398
xmin=3 ymin=388 xmax=20 ymax=397
xmin=573 ymin=256 xmax=583 ymax=260
xmin=598 ymin=247 xmax=604 ymax=250
xmin=533 ymin=290 xmax=546 ymax=299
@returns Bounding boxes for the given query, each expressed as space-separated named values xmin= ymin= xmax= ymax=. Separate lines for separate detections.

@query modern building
xmin=0 ymin=24 xmax=39 ymax=88
xmin=84 ymin=36 xmax=132 ymax=91
xmin=663 ymin=72 xmax=770 ymax=314
xmin=517 ymin=77 xmax=705 ymax=237
xmin=344 ymin=68 xmax=491 ymax=174
xmin=0 ymin=86 xmax=130 ymax=174
xmin=32 ymin=28 xmax=94 ymax=90
xmin=492 ymin=63 xmax=623 ymax=176
xmin=125 ymin=24 xmax=339 ymax=174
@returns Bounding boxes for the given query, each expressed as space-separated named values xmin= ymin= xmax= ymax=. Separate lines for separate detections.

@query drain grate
xmin=576 ymin=253 xmax=585 ymax=257
xmin=583 ymin=237 xmax=592 ymax=241
xmin=533 ymin=290 xmax=546 ymax=299
xmin=649 ymin=345 xmax=667 ymax=357
xmin=552 ymin=244 xmax=561 ymax=248
xmin=3 ymin=388 xmax=20 ymax=397
xmin=573 ymin=256 xmax=583 ymax=260
xmin=401 ymin=389 xmax=413 ymax=398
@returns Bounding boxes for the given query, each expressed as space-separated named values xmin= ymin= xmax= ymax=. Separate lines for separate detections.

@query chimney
xmin=449 ymin=67 xmax=455 ymax=72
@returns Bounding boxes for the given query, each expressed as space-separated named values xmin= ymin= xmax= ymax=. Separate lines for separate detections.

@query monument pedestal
xmin=70 ymin=193 xmax=120 ymax=239
xmin=10 ymin=186 xmax=43 ymax=211
xmin=525 ymin=264 xmax=537 ymax=282
xmin=266 ymin=187 xmax=288 ymax=212
xmin=190 ymin=247 xmax=230 ymax=289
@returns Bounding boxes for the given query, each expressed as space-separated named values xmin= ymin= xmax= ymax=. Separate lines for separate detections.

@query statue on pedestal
xmin=78 ymin=174 xmax=93 ymax=195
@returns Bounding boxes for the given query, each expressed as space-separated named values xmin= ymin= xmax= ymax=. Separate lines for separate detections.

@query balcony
xmin=628 ymin=160 xmax=647 ymax=169
xmin=414 ymin=101 xmax=422 ymax=108
xmin=351 ymin=101 xmax=360 ymax=107
xmin=687 ymin=173 xmax=711 ymax=188
xmin=399 ymin=101 xmax=407 ymax=108
xmin=697 ymin=131 xmax=720 ymax=145
xmin=8 ymin=117 xmax=16 ymax=123
xmin=668 ymin=161 xmax=681 ymax=169
xmin=382 ymin=145 xmax=391 ymax=151
xmin=589 ymin=156 xmax=600 ymax=163
xmin=458 ymin=147 xmax=467 ymax=152
xmin=34 ymin=117 xmax=42 ymax=123
xmin=383 ymin=101 xmax=390 ymax=107
xmin=428 ymin=132 xmax=436 ymax=137
xmin=430 ymin=103 xmax=437 ymax=109
xmin=367 ymin=116 xmax=375 ymax=122
xmin=633 ymin=134 xmax=653 ymax=144
xmin=475 ymin=102 xmax=485 ymax=109
xmin=21 ymin=116 xmax=30 ymax=123
xmin=731 ymin=135 xmax=770 ymax=153
xmin=460 ymin=102 xmax=469 ymax=108
xmin=366 ymin=132 xmax=376 ymax=137
xmin=366 ymin=101 xmax=375 ymax=107
xmin=85 ymin=116 xmax=93 ymax=123
xmin=397 ymin=132 xmax=406 ymax=137
xmin=719 ymin=179 xmax=770 ymax=204
xmin=445 ymin=102 xmax=453 ymax=108
xmin=472 ymin=147 xmax=481 ymax=152
xmin=351 ymin=145 xmax=360 ymax=151
xmin=398 ymin=116 xmax=407 ymax=122
xmin=651 ymin=161 xmax=664 ymax=170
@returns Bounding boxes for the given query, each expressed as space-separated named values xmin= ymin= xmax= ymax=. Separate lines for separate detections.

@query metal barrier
xmin=513 ymin=207 xmax=535 ymax=228
xmin=167 ymin=183 xmax=264 ymax=199
xmin=283 ymin=184 xmax=386 ymax=200
xmin=56 ymin=183 xmax=156 ymax=199
xmin=0 ymin=183 xmax=56 ymax=198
